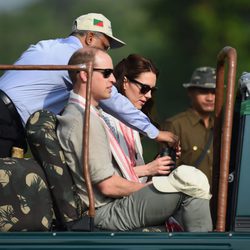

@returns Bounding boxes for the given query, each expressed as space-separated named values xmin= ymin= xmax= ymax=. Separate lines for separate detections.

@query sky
xmin=0 ymin=0 xmax=40 ymax=13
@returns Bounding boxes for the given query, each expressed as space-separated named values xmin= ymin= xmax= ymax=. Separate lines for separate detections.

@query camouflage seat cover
xmin=0 ymin=157 xmax=53 ymax=231
xmin=26 ymin=110 xmax=83 ymax=230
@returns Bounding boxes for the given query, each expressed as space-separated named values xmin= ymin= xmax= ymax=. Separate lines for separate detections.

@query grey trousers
xmin=94 ymin=184 xmax=212 ymax=232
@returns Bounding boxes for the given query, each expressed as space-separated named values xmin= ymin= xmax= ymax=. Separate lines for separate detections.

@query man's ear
xmin=85 ymin=32 xmax=95 ymax=46
xmin=79 ymin=71 xmax=88 ymax=83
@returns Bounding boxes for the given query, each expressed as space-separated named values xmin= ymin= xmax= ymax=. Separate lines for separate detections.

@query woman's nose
xmin=145 ymin=90 xmax=152 ymax=99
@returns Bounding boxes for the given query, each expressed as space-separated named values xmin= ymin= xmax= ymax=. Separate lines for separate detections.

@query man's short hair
xmin=68 ymin=48 xmax=96 ymax=83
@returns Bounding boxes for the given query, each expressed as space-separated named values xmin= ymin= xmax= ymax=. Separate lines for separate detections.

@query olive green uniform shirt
xmin=163 ymin=108 xmax=213 ymax=185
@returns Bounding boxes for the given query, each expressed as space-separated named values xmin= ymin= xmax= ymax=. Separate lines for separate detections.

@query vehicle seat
xmin=26 ymin=110 xmax=85 ymax=230
xmin=0 ymin=157 xmax=53 ymax=231
xmin=25 ymin=110 xmax=167 ymax=232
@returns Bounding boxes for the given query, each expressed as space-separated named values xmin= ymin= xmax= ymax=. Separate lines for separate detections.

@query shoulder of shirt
xmin=165 ymin=109 xmax=191 ymax=123
xmin=65 ymin=102 xmax=104 ymax=128
xmin=165 ymin=109 xmax=202 ymax=129
xmin=32 ymin=36 xmax=82 ymax=51
xmin=58 ymin=103 xmax=82 ymax=126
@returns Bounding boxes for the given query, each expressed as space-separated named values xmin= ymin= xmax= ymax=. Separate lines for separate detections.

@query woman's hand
xmin=134 ymin=156 xmax=174 ymax=177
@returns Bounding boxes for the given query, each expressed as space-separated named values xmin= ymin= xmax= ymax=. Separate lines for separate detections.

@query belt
xmin=0 ymin=90 xmax=23 ymax=129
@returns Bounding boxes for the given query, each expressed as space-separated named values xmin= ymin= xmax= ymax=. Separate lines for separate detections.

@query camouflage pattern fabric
xmin=25 ymin=110 xmax=83 ymax=229
xmin=0 ymin=157 xmax=53 ymax=231
xmin=182 ymin=66 xmax=216 ymax=89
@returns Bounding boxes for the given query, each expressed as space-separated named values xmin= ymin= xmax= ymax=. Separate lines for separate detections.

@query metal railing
xmin=0 ymin=63 xmax=96 ymax=228
xmin=212 ymin=46 xmax=237 ymax=232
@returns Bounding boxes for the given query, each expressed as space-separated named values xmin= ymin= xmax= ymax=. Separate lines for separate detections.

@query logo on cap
xmin=93 ymin=19 xmax=104 ymax=27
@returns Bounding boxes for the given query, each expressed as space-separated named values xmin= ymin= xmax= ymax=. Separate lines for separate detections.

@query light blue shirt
xmin=0 ymin=36 xmax=159 ymax=139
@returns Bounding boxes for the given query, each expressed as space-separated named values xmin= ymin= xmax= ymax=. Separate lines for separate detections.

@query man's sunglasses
xmin=127 ymin=77 xmax=158 ymax=94
xmin=93 ymin=68 xmax=113 ymax=78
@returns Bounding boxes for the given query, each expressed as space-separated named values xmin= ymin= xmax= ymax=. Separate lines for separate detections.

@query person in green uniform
xmin=163 ymin=67 xmax=216 ymax=185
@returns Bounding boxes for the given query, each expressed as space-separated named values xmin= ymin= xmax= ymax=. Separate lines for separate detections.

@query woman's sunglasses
xmin=127 ymin=77 xmax=158 ymax=94
xmin=93 ymin=68 xmax=113 ymax=78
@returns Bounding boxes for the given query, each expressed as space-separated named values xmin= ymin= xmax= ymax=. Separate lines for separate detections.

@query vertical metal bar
xmin=213 ymin=46 xmax=237 ymax=232
xmin=211 ymin=55 xmax=225 ymax=227
xmin=82 ymin=61 xmax=95 ymax=222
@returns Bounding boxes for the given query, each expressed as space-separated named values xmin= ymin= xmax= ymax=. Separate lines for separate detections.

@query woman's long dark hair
xmin=114 ymin=54 xmax=160 ymax=129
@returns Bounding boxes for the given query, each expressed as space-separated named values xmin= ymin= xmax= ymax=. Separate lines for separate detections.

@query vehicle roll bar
xmin=0 ymin=47 xmax=237 ymax=233
xmin=0 ymin=63 xmax=96 ymax=227
xmin=213 ymin=46 xmax=237 ymax=232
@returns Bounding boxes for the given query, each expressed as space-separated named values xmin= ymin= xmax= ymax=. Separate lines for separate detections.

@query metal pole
xmin=213 ymin=46 xmax=237 ymax=232
xmin=0 ymin=64 xmax=86 ymax=71
xmin=82 ymin=61 xmax=95 ymax=228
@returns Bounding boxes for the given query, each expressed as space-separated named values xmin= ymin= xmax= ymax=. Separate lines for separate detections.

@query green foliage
xmin=1 ymin=0 xmax=250 ymax=162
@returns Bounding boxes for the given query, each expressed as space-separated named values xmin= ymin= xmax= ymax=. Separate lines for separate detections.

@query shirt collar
xmin=187 ymin=108 xmax=214 ymax=128
xmin=70 ymin=90 xmax=86 ymax=103
xmin=69 ymin=90 xmax=101 ymax=113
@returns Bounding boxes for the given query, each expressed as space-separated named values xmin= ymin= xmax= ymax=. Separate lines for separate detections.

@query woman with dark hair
xmin=114 ymin=54 xmax=159 ymax=127
xmin=102 ymin=54 xmax=174 ymax=181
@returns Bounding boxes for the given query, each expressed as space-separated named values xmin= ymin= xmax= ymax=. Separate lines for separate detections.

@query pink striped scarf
xmin=68 ymin=95 xmax=139 ymax=182
xmin=119 ymin=122 xmax=137 ymax=168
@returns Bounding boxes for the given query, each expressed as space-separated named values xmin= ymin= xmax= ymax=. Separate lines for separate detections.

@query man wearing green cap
xmin=163 ymin=67 xmax=216 ymax=185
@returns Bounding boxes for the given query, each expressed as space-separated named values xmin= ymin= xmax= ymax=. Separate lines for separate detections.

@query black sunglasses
xmin=93 ymin=68 xmax=113 ymax=78
xmin=127 ymin=77 xmax=158 ymax=94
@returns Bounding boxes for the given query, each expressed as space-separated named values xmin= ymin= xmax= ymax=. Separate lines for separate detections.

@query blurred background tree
xmin=1 ymin=0 xmax=250 ymax=161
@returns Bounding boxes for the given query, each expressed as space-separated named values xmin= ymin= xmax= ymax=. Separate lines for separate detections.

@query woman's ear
xmin=123 ymin=76 xmax=129 ymax=90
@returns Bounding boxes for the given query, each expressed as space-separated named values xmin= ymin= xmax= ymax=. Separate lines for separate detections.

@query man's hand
xmin=155 ymin=131 xmax=178 ymax=146
xmin=155 ymin=131 xmax=181 ymax=157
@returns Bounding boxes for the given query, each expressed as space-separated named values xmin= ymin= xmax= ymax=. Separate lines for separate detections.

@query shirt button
xmin=193 ymin=146 xmax=198 ymax=151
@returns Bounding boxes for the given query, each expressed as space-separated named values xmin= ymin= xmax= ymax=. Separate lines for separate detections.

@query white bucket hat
xmin=152 ymin=165 xmax=212 ymax=200
xmin=72 ymin=13 xmax=126 ymax=49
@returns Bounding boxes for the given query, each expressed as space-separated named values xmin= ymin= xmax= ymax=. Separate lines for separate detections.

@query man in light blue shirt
xmin=0 ymin=13 xmax=178 ymax=157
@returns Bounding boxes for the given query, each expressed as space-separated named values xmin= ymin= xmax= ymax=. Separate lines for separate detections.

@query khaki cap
xmin=72 ymin=13 xmax=126 ymax=49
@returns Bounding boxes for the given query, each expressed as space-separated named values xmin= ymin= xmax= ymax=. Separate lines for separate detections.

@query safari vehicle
xmin=0 ymin=46 xmax=250 ymax=249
